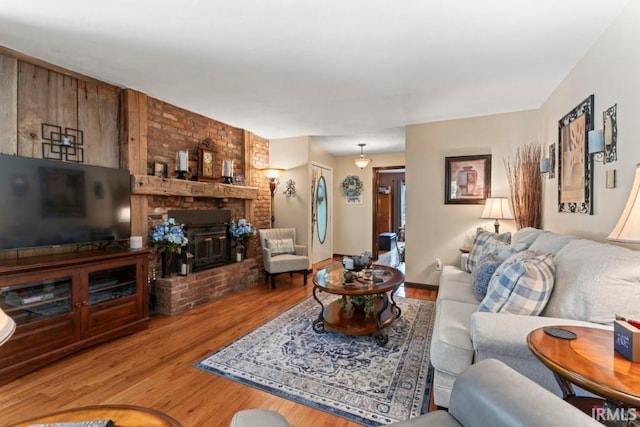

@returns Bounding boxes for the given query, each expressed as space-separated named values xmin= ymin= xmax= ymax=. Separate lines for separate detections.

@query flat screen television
xmin=0 ymin=154 xmax=131 ymax=251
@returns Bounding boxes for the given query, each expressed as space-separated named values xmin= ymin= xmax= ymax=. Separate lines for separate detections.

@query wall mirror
xmin=316 ymin=175 xmax=328 ymax=244
xmin=603 ymin=104 xmax=617 ymax=164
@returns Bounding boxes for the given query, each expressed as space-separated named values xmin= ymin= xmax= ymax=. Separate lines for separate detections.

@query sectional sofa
xmin=430 ymin=227 xmax=640 ymax=408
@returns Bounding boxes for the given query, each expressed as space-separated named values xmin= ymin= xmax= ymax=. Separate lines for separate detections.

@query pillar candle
xmin=223 ymin=160 xmax=233 ymax=177
xmin=177 ymin=151 xmax=188 ymax=171
xmin=130 ymin=236 xmax=143 ymax=249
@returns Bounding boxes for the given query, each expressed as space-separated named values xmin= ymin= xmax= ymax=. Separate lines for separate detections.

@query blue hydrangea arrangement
xmin=151 ymin=217 xmax=188 ymax=254
xmin=229 ymin=218 xmax=256 ymax=245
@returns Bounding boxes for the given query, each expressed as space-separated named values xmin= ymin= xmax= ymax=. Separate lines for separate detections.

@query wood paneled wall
xmin=0 ymin=53 xmax=120 ymax=167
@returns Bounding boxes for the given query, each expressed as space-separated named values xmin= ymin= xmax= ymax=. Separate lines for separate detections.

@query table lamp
xmin=609 ymin=163 xmax=640 ymax=243
xmin=0 ymin=307 xmax=16 ymax=346
xmin=481 ymin=197 xmax=514 ymax=233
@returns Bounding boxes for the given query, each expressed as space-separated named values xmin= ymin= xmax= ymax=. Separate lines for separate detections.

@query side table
xmin=9 ymin=404 xmax=183 ymax=427
xmin=527 ymin=326 xmax=640 ymax=417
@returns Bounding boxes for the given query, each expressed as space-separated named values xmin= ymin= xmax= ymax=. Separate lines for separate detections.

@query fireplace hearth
xmin=169 ymin=209 xmax=232 ymax=272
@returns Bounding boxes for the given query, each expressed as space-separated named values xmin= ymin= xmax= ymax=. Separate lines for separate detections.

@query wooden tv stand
xmin=0 ymin=249 xmax=151 ymax=385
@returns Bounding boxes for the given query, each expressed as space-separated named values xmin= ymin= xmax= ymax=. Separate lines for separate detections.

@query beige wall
xmin=405 ymin=110 xmax=539 ymax=284
xmin=538 ymin=0 xmax=640 ymax=241
xmin=333 ymin=152 xmax=405 ymax=256
xmin=270 ymin=136 xmax=312 ymax=257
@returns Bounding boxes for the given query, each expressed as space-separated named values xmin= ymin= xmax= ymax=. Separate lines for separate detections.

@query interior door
xmin=376 ymin=193 xmax=392 ymax=233
xmin=311 ymin=164 xmax=333 ymax=264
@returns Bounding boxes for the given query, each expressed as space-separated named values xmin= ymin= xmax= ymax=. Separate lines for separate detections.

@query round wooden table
xmin=312 ymin=262 xmax=404 ymax=346
xmin=527 ymin=325 xmax=640 ymax=409
xmin=9 ymin=404 xmax=183 ymax=427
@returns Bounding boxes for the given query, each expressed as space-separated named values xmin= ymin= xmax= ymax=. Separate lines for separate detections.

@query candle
xmin=223 ymin=160 xmax=233 ymax=177
xmin=236 ymin=252 xmax=242 ymax=262
xmin=540 ymin=158 xmax=549 ymax=174
xmin=176 ymin=151 xmax=188 ymax=171
xmin=129 ymin=236 xmax=143 ymax=250
xmin=180 ymin=263 xmax=188 ymax=275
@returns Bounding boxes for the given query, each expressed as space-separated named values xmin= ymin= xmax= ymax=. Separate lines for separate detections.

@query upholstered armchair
xmin=258 ymin=228 xmax=310 ymax=289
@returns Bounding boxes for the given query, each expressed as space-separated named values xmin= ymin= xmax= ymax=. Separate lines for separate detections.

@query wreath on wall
xmin=342 ymin=175 xmax=363 ymax=198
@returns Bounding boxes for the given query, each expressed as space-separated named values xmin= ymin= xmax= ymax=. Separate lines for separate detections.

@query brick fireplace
xmin=131 ymin=95 xmax=272 ymax=315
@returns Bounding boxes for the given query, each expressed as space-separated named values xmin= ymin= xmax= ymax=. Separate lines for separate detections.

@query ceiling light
xmin=354 ymin=144 xmax=372 ymax=169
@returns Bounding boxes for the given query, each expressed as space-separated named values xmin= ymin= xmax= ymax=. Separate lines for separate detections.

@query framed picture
xmin=233 ymin=173 xmax=245 ymax=186
xmin=548 ymin=143 xmax=556 ymax=179
xmin=444 ymin=154 xmax=491 ymax=204
xmin=558 ymin=95 xmax=594 ymax=214
xmin=153 ymin=161 xmax=167 ymax=178
xmin=198 ymin=148 xmax=216 ymax=181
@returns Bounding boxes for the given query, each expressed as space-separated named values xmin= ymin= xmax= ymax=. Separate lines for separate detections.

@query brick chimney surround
xmin=125 ymin=93 xmax=272 ymax=315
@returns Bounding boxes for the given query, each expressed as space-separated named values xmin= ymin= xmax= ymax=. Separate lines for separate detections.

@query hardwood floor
xmin=0 ymin=260 xmax=437 ymax=426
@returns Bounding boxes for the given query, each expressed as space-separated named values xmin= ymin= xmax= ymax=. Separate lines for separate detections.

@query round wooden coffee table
xmin=527 ymin=325 xmax=640 ymax=409
xmin=9 ymin=404 xmax=183 ymax=427
xmin=312 ymin=262 xmax=404 ymax=346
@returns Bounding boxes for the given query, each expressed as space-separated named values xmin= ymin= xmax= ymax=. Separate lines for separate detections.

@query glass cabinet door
xmin=88 ymin=264 xmax=137 ymax=306
xmin=0 ymin=277 xmax=72 ymax=325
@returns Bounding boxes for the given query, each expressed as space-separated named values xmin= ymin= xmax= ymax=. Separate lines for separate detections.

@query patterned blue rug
xmin=194 ymin=294 xmax=435 ymax=425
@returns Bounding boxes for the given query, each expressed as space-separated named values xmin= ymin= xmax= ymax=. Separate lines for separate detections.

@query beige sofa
xmin=430 ymin=227 xmax=640 ymax=408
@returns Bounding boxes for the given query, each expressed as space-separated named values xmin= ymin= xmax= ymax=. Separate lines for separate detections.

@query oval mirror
xmin=316 ymin=176 xmax=328 ymax=244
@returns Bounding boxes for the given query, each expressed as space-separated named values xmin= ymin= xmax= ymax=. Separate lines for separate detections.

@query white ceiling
xmin=0 ymin=0 xmax=629 ymax=156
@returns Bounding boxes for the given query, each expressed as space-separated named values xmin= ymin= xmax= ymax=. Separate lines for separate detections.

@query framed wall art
xmin=444 ymin=154 xmax=491 ymax=204
xmin=558 ymin=95 xmax=594 ymax=214
xmin=548 ymin=143 xmax=556 ymax=179
xmin=603 ymin=103 xmax=617 ymax=163
xmin=153 ymin=161 xmax=168 ymax=178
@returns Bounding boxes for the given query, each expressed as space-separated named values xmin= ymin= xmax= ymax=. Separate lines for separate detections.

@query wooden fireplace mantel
xmin=131 ymin=175 xmax=259 ymax=200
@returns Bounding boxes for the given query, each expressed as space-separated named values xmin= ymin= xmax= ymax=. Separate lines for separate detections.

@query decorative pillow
xmin=478 ymin=253 xmax=555 ymax=316
xmin=463 ymin=231 xmax=511 ymax=273
xmin=471 ymin=255 xmax=502 ymax=301
xmin=267 ymin=238 xmax=295 ymax=256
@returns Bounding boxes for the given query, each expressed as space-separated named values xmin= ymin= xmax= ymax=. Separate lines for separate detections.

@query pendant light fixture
xmin=354 ymin=143 xmax=372 ymax=169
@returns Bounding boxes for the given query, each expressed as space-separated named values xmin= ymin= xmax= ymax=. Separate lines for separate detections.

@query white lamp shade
xmin=481 ymin=197 xmax=514 ymax=220
xmin=588 ymin=130 xmax=604 ymax=154
xmin=0 ymin=308 xmax=16 ymax=346
xmin=609 ymin=164 xmax=640 ymax=243
xmin=262 ymin=168 xmax=284 ymax=179
xmin=354 ymin=157 xmax=372 ymax=169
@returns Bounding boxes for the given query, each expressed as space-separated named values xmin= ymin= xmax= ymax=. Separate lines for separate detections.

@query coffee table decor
xmin=194 ymin=293 xmax=435 ymax=426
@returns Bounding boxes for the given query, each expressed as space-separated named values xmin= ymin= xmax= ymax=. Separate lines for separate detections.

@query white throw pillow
xmin=479 ymin=252 xmax=555 ymax=316
xmin=267 ymin=238 xmax=295 ymax=256
xmin=543 ymin=239 xmax=640 ymax=324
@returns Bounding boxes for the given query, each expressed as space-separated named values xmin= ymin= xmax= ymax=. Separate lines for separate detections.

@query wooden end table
xmin=527 ymin=325 xmax=640 ymax=412
xmin=9 ymin=404 xmax=183 ymax=427
xmin=312 ymin=262 xmax=404 ymax=346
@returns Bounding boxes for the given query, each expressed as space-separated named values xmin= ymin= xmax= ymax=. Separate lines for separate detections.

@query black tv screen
xmin=0 ymin=154 xmax=131 ymax=250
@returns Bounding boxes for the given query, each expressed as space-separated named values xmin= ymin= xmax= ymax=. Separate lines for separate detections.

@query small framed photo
xmin=153 ymin=161 xmax=168 ymax=178
xmin=233 ymin=174 xmax=245 ymax=186
xmin=444 ymin=154 xmax=492 ymax=204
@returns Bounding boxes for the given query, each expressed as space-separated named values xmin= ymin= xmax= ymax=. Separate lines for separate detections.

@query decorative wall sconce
xmin=284 ymin=179 xmax=296 ymax=197
xmin=261 ymin=168 xmax=285 ymax=226
xmin=539 ymin=143 xmax=556 ymax=178
xmin=589 ymin=104 xmax=618 ymax=164
xmin=176 ymin=150 xmax=189 ymax=179
xmin=354 ymin=143 xmax=372 ymax=169
xmin=41 ymin=123 xmax=84 ymax=163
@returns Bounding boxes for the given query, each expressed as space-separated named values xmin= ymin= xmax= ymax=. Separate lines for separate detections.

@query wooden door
xmin=376 ymin=193 xmax=392 ymax=233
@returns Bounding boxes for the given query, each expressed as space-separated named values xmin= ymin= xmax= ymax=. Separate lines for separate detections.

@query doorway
xmin=372 ymin=166 xmax=405 ymax=261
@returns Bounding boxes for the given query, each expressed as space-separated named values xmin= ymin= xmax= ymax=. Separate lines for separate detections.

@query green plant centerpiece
xmin=339 ymin=295 xmax=377 ymax=316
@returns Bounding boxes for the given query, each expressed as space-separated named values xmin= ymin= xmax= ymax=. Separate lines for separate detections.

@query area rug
xmin=194 ymin=294 xmax=435 ymax=426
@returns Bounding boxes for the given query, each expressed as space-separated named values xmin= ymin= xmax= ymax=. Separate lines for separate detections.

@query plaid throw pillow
xmin=464 ymin=231 xmax=511 ymax=273
xmin=478 ymin=252 xmax=555 ymax=316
